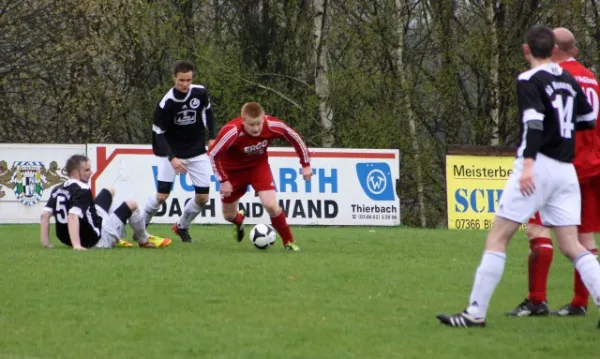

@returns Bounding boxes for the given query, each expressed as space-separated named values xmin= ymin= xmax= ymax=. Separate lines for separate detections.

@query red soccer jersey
xmin=207 ymin=115 xmax=311 ymax=182
xmin=560 ymin=59 xmax=600 ymax=181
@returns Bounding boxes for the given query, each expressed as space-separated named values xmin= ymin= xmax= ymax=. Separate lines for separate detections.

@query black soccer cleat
xmin=436 ymin=311 xmax=486 ymax=328
xmin=172 ymin=223 xmax=193 ymax=243
xmin=551 ymin=303 xmax=587 ymax=316
xmin=504 ymin=298 xmax=549 ymax=317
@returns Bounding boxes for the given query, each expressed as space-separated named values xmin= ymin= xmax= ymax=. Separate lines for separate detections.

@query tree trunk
xmin=313 ymin=0 xmax=334 ymax=147
xmin=486 ymin=0 xmax=500 ymax=145
xmin=395 ymin=0 xmax=426 ymax=228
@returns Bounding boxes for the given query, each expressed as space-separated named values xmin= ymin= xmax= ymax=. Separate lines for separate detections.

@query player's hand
xmin=220 ymin=181 xmax=233 ymax=198
xmin=42 ymin=243 xmax=54 ymax=249
xmin=519 ymin=164 xmax=535 ymax=197
xmin=302 ymin=166 xmax=313 ymax=181
xmin=170 ymin=157 xmax=187 ymax=175
xmin=72 ymin=245 xmax=87 ymax=251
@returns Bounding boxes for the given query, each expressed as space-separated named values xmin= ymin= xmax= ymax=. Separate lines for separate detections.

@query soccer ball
xmin=249 ymin=224 xmax=277 ymax=250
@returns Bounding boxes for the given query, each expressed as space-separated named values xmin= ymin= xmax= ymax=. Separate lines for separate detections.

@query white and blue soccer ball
xmin=249 ymin=224 xmax=276 ymax=250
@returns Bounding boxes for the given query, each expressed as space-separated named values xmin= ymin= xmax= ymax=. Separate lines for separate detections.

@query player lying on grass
xmin=506 ymin=27 xmax=600 ymax=318
xmin=207 ymin=102 xmax=312 ymax=251
xmin=436 ymin=25 xmax=600 ymax=329
xmin=40 ymin=154 xmax=172 ymax=250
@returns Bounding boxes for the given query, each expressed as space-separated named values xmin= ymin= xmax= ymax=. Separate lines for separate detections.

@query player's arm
xmin=40 ymin=196 xmax=55 ymax=248
xmin=574 ymin=83 xmax=596 ymax=131
xmin=67 ymin=213 xmax=84 ymax=249
xmin=152 ymin=104 xmax=176 ymax=161
xmin=518 ymin=80 xmax=546 ymax=160
xmin=268 ymin=119 xmax=312 ymax=179
xmin=67 ymin=190 xmax=87 ymax=250
xmin=207 ymin=125 xmax=238 ymax=183
xmin=201 ymin=89 xmax=216 ymax=147
xmin=516 ymin=79 xmax=545 ymax=196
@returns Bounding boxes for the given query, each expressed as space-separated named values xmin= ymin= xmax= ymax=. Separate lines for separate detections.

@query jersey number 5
xmin=55 ymin=196 xmax=68 ymax=224
xmin=552 ymin=94 xmax=574 ymax=139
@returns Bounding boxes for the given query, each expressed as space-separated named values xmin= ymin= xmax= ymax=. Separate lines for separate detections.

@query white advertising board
xmin=88 ymin=144 xmax=401 ymax=226
xmin=0 ymin=144 xmax=86 ymax=223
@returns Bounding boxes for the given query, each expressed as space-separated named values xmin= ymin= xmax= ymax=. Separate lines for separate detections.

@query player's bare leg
xmin=173 ymin=192 xmax=209 ymax=243
xmin=506 ymin=223 xmax=552 ymax=316
xmin=553 ymin=231 xmax=598 ymax=316
xmin=554 ymin=226 xmax=600 ymax=327
xmin=437 ymin=216 xmax=521 ymax=327
xmin=257 ymin=190 xmax=299 ymax=251
xmin=223 ymin=200 xmax=245 ymax=242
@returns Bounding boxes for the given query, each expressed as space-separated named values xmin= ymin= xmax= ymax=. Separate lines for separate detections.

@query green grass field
xmin=0 ymin=224 xmax=598 ymax=359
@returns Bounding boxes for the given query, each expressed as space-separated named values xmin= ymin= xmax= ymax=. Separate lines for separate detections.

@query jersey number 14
xmin=552 ymin=94 xmax=574 ymax=139
xmin=552 ymin=88 xmax=599 ymax=139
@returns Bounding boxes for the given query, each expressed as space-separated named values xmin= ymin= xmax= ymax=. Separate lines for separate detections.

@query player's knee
xmin=194 ymin=193 xmax=209 ymax=206
xmin=262 ymin=201 xmax=280 ymax=216
xmin=104 ymin=185 xmax=115 ymax=198
xmin=125 ymin=200 xmax=139 ymax=212
xmin=222 ymin=208 xmax=236 ymax=222
xmin=156 ymin=192 xmax=169 ymax=203
xmin=526 ymin=224 xmax=549 ymax=240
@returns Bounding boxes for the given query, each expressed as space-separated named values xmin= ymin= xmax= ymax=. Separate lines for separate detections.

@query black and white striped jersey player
xmin=436 ymin=25 xmax=600 ymax=329
xmin=142 ymin=60 xmax=216 ymax=243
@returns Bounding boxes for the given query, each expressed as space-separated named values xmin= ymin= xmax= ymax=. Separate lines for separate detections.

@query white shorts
xmin=497 ymin=153 xmax=580 ymax=227
xmin=94 ymin=205 xmax=126 ymax=249
xmin=157 ymin=153 xmax=211 ymax=189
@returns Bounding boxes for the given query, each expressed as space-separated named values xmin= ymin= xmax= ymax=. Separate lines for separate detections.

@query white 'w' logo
xmin=366 ymin=169 xmax=387 ymax=194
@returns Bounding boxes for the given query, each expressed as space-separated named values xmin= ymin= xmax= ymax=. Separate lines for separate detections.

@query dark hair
xmin=65 ymin=155 xmax=89 ymax=176
xmin=525 ymin=25 xmax=555 ymax=59
xmin=172 ymin=60 xmax=195 ymax=75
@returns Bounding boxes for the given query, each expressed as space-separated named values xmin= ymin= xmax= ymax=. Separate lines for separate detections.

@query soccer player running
xmin=40 ymin=155 xmax=171 ymax=250
xmin=436 ymin=25 xmax=600 ymax=328
xmin=506 ymin=28 xmax=600 ymax=317
xmin=207 ymin=102 xmax=312 ymax=251
xmin=141 ymin=60 xmax=216 ymax=243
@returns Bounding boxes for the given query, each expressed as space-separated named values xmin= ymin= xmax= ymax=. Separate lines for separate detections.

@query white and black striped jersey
xmin=43 ymin=179 xmax=102 ymax=248
xmin=152 ymin=85 xmax=216 ymax=159
xmin=517 ymin=62 xmax=595 ymax=162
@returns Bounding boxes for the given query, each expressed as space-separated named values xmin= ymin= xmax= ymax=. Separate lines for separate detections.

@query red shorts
xmin=221 ymin=161 xmax=276 ymax=204
xmin=528 ymin=179 xmax=600 ymax=233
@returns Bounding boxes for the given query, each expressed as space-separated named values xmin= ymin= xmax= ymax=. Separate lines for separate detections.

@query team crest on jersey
xmin=175 ymin=110 xmax=197 ymax=125
xmin=189 ymin=98 xmax=200 ymax=109
xmin=0 ymin=160 xmax=67 ymax=205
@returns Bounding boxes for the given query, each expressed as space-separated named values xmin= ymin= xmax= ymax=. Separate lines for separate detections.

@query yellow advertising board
xmin=446 ymin=154 xmax=526 ymax=230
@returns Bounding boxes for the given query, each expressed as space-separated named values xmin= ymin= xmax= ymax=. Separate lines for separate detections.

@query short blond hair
xmin=241 ymin=102 xmax=265 ymax=118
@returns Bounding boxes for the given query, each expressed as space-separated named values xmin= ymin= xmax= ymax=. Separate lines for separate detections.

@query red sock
xmin=270 ymin=211 xmax=294 ymax=245
xmin=527 ymin=237 xmax=554 ymax=305
xmin=230 ymin=211 xmax=245 ymax=226
xmin=571 ymin=248 xmax=598 ymax=307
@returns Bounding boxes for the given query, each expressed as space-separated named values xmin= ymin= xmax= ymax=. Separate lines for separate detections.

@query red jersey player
xmin=506 ymin=28 xmax=600 ymax=317
xmin=207 ymin=102 xmax=312 ymax=251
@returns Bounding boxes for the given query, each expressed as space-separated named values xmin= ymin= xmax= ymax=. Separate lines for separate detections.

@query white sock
xmin=129 ymin=209 xmax=149 ymax=243
xmin=574 ymin=251 xmax=600 ymax=307
xmin=177 ymin=200 xmax=203 ymax=229
xmin=466 ymin=251 xmax=506 ymax=319
xmin=142 ymin=195 xmax=161 ymax=226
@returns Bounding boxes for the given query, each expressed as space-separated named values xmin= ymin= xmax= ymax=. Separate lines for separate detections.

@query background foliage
xmin=2 ymin=0 xmax=599 ymax=226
